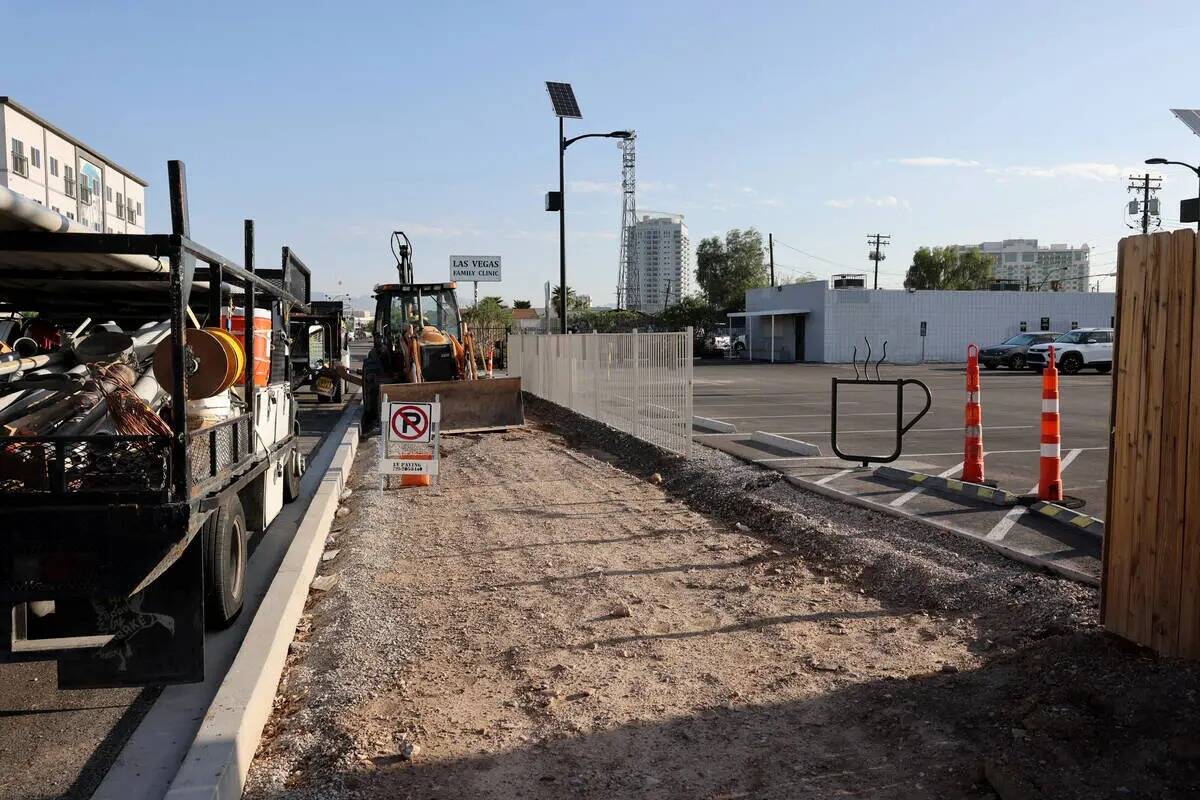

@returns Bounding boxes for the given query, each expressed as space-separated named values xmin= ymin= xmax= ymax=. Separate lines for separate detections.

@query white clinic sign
xmin=450 ymin=255 xmax=502 ymax=282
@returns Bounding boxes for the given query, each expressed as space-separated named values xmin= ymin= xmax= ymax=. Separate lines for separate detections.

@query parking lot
xmin=692 ymin=359 xmax=1110 ymax=581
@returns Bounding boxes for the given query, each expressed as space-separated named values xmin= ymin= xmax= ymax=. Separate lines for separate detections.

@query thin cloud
xmin=826 ymin=196 xmax=909 ymax=210
xmin=570 ymin=179 xmax=620 ymax=194
xmin=895 ymin=156 xmax=980 ymax=167
xmin=825 ymin=198 xmax=855 ymax=209
xmin=1003 ymin=162 xmax=1126 ymax=182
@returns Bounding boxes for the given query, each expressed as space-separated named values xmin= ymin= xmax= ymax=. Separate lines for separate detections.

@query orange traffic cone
xmin=486 ymin=347 xmax=494 ymax=378
xmin=1038 ymin=345 xmax=1063 ymax=501
xmin=962 ymin=344 xmax=985 ymax=483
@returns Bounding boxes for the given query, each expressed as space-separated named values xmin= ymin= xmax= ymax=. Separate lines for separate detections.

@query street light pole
xmin=558 ymin=116 xmax=567 ymax=333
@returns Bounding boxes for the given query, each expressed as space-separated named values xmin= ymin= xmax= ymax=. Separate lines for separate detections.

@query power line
xmin=771 ymin=239 xmax=857 ymax=269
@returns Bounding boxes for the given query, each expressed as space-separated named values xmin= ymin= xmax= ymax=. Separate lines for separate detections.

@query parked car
xmin=979 ymin=331 xmax=1060 ymax=370
xmin=1025 ymin=327 xmax=1114 ymax=374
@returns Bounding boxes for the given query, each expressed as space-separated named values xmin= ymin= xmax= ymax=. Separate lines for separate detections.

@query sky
xmin=5 ymin=0 xmax=1200 ymax=307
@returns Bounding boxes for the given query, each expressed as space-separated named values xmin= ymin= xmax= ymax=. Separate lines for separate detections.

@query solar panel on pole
xmin=1170 ymin=109 xmax=1200 ymax=138
xmin=546 ymin=82 xmax=582 ymax=119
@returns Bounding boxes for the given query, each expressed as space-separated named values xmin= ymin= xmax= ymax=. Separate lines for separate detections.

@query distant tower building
xmin=628 ymin=212 xmax=690 ymax=311
xmin=951 ymin=239 xmax=1090 ymax=291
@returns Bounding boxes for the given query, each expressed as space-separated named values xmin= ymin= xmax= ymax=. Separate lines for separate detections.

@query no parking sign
xmin=382 ymin=399 xmax=441 ymax=480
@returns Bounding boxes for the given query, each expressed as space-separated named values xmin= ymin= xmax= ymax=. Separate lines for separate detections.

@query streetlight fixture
xmin=545 ymin=81 xmax=632 ymax=333
xmin=1145 ymin=157 xmax=1200 ymax=231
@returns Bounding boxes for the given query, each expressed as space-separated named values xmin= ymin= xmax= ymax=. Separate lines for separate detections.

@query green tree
xmin=512 ymin=299 xmax=532 ymax=309
xmin=904 ymin=247 xmax=993 ymax=290
xmin=462 ymin=295 xmax=512 ymax=332
xmin=551 ymin=285 xmax=588 ymax=312
xmin=660 ymin=295 xmax=720 ymax=333
xmin=695 ymin=228 xmax=769 ymax=309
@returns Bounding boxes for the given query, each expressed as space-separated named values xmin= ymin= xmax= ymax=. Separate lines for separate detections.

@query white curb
xmin=751 ymin=430 xmax=821 ymax=456
xmin=693 ymin=415 xmax=736 ymax=433
xmin=163 ymin=414 xmax=361 ymax=800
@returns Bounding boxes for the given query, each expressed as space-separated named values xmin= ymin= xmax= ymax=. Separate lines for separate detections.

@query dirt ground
xmin=245 ymin=406 xmax=1200 ymax=800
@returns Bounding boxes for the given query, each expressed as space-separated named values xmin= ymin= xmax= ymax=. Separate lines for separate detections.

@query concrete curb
xmin=1029 ymin=501 xmax=1105 ymax=539
xmin=782 ymin=474 xmax=1099 ymax=587
xmin=693 ymin=415 xmax=736 ymax=433
xmin=873 ymin=465 xmax=1018 ymax=507
xmin=163 ymin=412 xmax=361 ymax=800
xmin=751 ymin=430 xmax=821 ymax=456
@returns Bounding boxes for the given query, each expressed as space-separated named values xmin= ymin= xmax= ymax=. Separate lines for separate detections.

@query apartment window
xmin=136 ymin=201 xmax=141 ymax=215
xmin=64 ymin=166 xmax=76 ymax=198
xmin=10 ymin=139 xmax=28 ymax=177
xmin=93 ymin=222 xmax=101 ymax=232
xmin=51 ymin=206 xmax=59 ymax=213
xmin=30 ymin=147 xmax=41 ymax=169
xmin=106 ymin=227 xmax=113 ymax=234
xmin=128 ymin=206 xmax=137 ymax=222
xmin=116 ymin=192 xmax=125 ymax=217
xmin=106 ymin=186 xmax=113 ymax=203
xmin=49 ymin=156 xmax=58 ymax=177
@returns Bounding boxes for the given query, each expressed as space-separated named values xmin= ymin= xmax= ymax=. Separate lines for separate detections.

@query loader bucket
xmin=379 ymin=377 xmax=525 ymax=433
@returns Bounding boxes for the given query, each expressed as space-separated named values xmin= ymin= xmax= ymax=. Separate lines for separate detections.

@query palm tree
xmin=550 ymin=285 xmax=579 ymax=313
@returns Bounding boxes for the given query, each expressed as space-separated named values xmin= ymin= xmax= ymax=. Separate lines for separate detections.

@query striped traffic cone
xmin=1038 ymin=345 xmax=1063 ymax=501
xmin=486 ymin=347 xmax=494 ymax=378
xmin=963 ymin=344 xmax=985 ymax=483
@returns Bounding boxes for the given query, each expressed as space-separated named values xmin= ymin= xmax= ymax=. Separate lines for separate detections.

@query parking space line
xmin=889 ymin=462 xmax=964 ymax=507
xmin=741 ymin=446 xmax=1108 ymax=463
xmin=774 ymin=424 xmax=1036 ymax=437
xmin=815 ymin=468 xmax=856 ymax=486
xmin=984 ymin=449 xmax=1084 ymax=541
xmin=703 ymin=412 xmax=896 ymax=421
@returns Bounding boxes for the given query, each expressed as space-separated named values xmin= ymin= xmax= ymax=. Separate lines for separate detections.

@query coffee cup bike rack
xmin=831 ymin=339 xmax=933 ymax=467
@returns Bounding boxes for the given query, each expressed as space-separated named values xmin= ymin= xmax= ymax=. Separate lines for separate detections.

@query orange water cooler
xmin=221 ymin=307 xmax=272 ymax=387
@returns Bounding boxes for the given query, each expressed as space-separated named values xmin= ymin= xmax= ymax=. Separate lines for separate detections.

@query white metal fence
xmin=508 ymin=330 xmax=693 ymax=456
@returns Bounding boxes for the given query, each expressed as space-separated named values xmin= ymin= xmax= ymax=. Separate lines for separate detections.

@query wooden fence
xmin=1103 ymin=229 xmax=1200 ymax=658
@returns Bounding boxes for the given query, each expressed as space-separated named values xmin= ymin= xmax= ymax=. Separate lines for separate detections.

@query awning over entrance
xmin=726 ymin=309 xmax=810 ymax=363
xmin=727 ymin=308 xmax=811 ymax=318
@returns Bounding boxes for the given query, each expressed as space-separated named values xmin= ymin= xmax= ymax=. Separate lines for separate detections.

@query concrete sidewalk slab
xmin=161 ymin=414 xmax=361 ymax=800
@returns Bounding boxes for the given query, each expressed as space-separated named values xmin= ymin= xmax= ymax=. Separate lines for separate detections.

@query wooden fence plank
xmin=1104 ymin=235 xmax=1148 ymax=636
xmin=1180 ymin=235 xmax=1200 ymax=659
xmin=1126 ymin=232 xmax=1170 ymax=647
xmin=1149 ymin=230 xmax=1195 ymax=655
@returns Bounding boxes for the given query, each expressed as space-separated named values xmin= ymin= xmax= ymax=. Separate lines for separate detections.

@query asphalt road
xmin=692 ymin=358 xmax=1110 ymax=581
xmin=0 ymin=385 xmax=359 ymax=800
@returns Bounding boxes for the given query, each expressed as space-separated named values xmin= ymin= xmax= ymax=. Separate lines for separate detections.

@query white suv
xmin=1025 ymin=327 xmax=1113 ymax=374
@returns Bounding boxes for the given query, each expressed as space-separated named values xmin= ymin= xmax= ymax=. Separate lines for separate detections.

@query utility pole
xmin=1127 ymin=173 xmax=1162 ymax=235
xmin=867 ymin=233 xmax=890 ymax=290
xmin=768 ymin=233 xmax=775 ymax=287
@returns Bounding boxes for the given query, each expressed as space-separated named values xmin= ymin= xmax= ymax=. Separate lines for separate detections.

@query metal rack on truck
xmin=0 ymin=161 xmax=312 ymax=688
xmin=289 ymin=299 xmax=350 ymax=402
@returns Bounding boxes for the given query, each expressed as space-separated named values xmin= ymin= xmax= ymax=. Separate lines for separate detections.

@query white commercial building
xmin=951 ymin=239 xmax=1090 ymax=292
xmin=0 ymin=97 xmax=147 ymax=234
xmin=626 ymin=213 xmax=690 ymax=312
xmin=731 ymin=280 xmax=1114 ymax=363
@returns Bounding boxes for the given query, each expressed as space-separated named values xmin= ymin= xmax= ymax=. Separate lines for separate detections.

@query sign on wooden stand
xmin=381 ymin=397 xmax=441 ymax=491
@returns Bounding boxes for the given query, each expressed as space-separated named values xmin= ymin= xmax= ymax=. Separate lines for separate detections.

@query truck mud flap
xmin=55 ymin=534 xmax=204 ymax=689
xmin=381 ymin=377 xmax=525 ymax=433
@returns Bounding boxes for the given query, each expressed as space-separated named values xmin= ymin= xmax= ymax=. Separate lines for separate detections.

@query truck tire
xmin=203 ymin=495 xmax=247 ymax=629
xmin=283 ymin=446 xmax=303 ymax=502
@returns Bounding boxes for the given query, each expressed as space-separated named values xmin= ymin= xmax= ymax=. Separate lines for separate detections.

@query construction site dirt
xmin=245 ymin=399 xmax=1200 ymax=800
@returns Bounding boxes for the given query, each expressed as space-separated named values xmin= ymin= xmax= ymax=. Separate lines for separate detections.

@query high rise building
xmin=627 ymin=213 xmax=690 ymax=311
xmin=0 ymin=97 xmax=147 ymax=234
xmin=951 ymin=239 xmax=1090 ymax=291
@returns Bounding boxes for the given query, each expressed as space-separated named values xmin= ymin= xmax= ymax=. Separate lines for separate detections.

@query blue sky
xmin=6 ymin=1 xmax=1200 ymax=305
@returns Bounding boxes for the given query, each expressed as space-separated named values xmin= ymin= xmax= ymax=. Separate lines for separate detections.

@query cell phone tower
xmin=616 ymin=132 xmax=638 ymax=310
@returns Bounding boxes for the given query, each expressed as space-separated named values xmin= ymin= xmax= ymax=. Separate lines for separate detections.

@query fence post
xmin=632 ymin=329 xmax=641 ymax=439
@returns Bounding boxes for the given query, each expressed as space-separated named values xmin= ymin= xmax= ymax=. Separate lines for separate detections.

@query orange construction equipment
xmin=1038 ymin=344 xmax=1064 ymax=501
xmin=962 ymin=344 xmax=985 ymax=483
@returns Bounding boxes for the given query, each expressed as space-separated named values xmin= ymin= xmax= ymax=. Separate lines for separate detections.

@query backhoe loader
xmin=357 ymin=232 xmax=524 ymax=434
